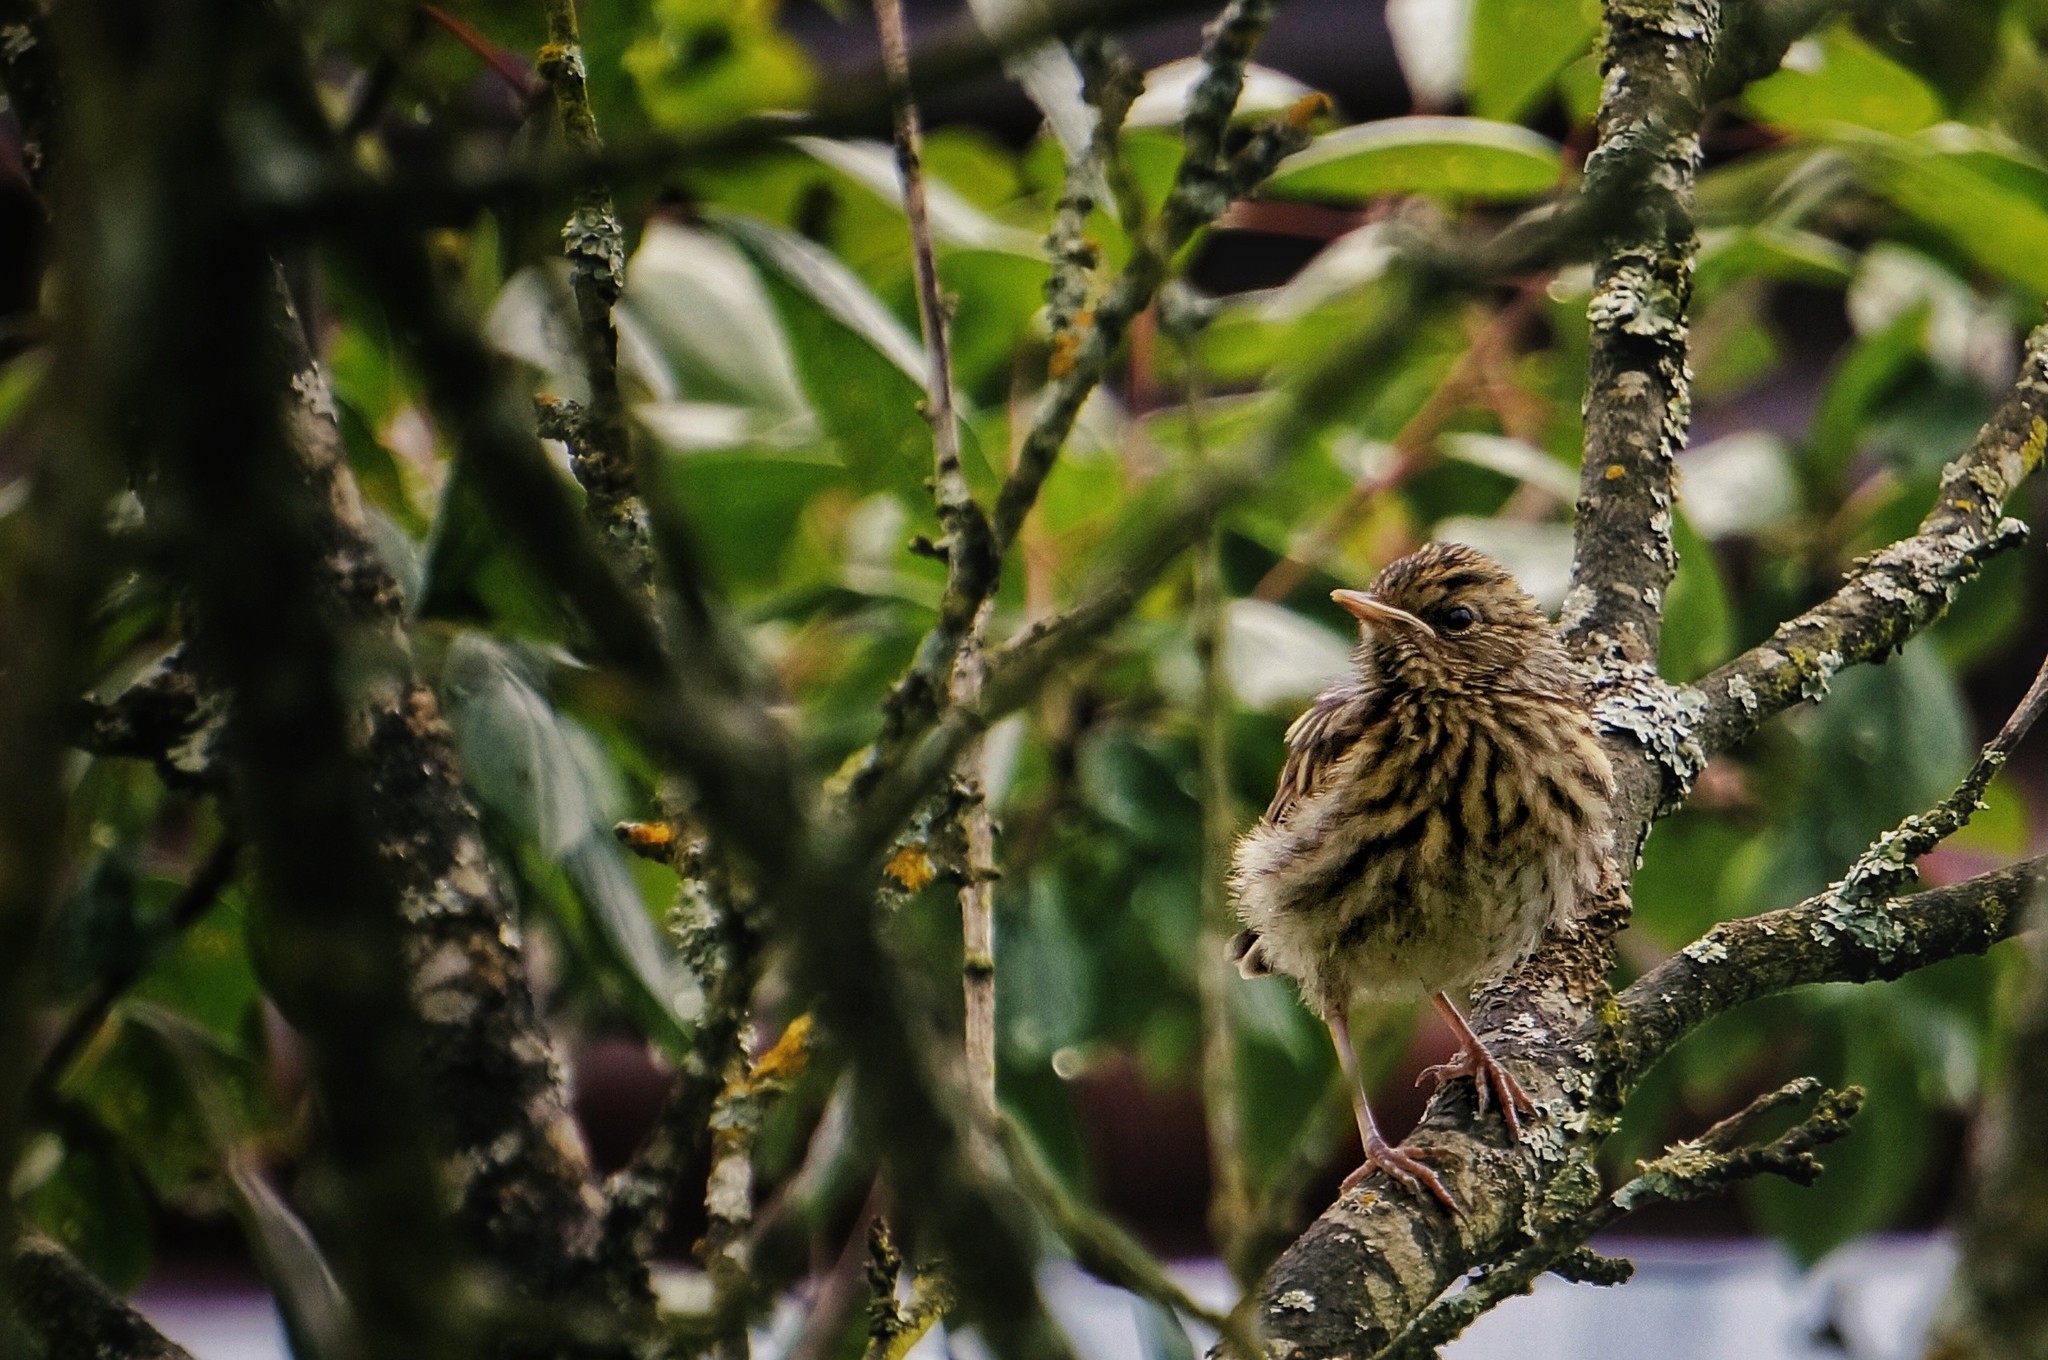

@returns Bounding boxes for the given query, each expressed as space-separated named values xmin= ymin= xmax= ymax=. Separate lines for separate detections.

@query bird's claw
xmin=1342 ymin=1133 xmax=1458 ymax=1212
xmin=1418 ymin=1042 xmax=1536 ymax=1141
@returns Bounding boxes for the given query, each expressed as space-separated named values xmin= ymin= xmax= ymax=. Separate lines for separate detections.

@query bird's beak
xmin=1331 ymin=589 xmax=1436 ymax=639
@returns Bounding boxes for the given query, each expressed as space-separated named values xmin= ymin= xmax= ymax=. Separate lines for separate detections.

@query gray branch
xmin=9 ymin=1234 xmax=197 ymax=1360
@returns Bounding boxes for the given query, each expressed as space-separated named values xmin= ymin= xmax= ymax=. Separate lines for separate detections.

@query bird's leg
xmin=1418 ymin=993 xmax=1535 ymax=1140
xmin=1328 ymin=1012 xmax=1455 ymax=1211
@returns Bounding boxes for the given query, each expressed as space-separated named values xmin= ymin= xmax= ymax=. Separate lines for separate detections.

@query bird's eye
xmin=1442 ymin=606 xmax=1476 ymax=633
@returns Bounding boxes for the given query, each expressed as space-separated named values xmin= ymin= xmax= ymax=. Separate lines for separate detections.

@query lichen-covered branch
xmin=1246 ymin=852 xmax=2038 ymax=1356
xmin=851 ymin=0 xmax=1304 ymax=798
xmin=863 ymin=1219 xmax=956 ymax=1360
xmin=603 ymin=844 xmax=763 ymax=1270
xmin=10 ymin=1233 xmax=197 ymax=1360
xmin=1692 ymin=320 xmax=2048 ymax=762
xmin=872 ymin=0 xmax=999 ymax=750
xmin=536 ymin=0 xmax=649 ymax=589
xmin=1613 ymin=858 xmax=2046 ymax=1081
xmin=703 ymin=1016 xmax=813 ymax=1356
xmin=990 ymin=0 xmax=1285 ymax=556
xmin=951 ymin=608 xmax=1001 ymax=1120
xmin=72 ymin=647 xmax=224 ymax=786
xmin=1559 ymin=0 xmax=1720 ymax=663
xmin=1378 ymin=1081 xmax=1861 ymax=1360
xmin=1246 ymin=363 xmax=2048 ymax=1352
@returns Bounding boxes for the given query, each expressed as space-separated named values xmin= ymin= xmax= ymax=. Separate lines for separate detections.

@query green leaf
xmin=711 ymin=212 xmax=938 ymax=498
xmin=1658 ymin=510 xmax=1734 ymax=683
xmin=1224 ymin=599 xmax=1353 ymax=708
xmin=1126 ymin=57 xmax=1314 ymax=129
xmin=619 ymin=222 xmax=813 ymax=419
xmin=654 ymin=446 xmax=847 ymax=589
xmin=133 ymin=886 xmax=260 ymax=1051
xmin=416 ymin=461 xmax=571 ymax=637
xmin=440 ymin=634 xmax=686 ymax=1030
xmin=1765 ymin=636 xmax=1971 ymax=903
xmin=1679 ymin=433 xmax=1799 ymax=540
xmin=625 ymin=0 xmax=814 ymax=133
xmin=788 ymin=137 xmax=1040 ymax=254
xmin=1830 ymin=128 xmax=2048 ymax=296
xmin=1694 ymin=226 xmax=1857 ymax=300
xmin=1747 ymin=994 xmax=1932 ymax=1262
xmin=998 ymin=877 xmax=1094 ymax=1064
xmin=18 ymin=1131 xmax=153 ymax=1294
xmin=1077 ymin=730 xmax=1200 ymax=853
xmin=712 ymin=212 xmax=929 ymax=389
xmin=1807 ymin=303 xmax=1927 ymax=484
xmin=227 ymin=1160 xmax=350 ymax=1360
xmin=1132 ymin=1298 xmax=1199 ymax=1360
xmin=1742 ymin=25 xmax=1944 ymax=136
xmin=1265 ymin=118 xmax=1564 ymax=204
xmin=1465 ymin=0 xmax=1599 ymax=122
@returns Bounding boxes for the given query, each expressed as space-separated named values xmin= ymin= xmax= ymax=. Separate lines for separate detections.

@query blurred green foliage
xmin=8 ymin=0 xmax=2047 ymax=1289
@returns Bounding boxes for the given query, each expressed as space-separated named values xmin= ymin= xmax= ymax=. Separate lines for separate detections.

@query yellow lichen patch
xmin=752 ymin=1014 xmax=813 ymax=1086
xmin=1048 ymin=332 xmax=1081 ymax=378
xmin=885 ymin=843 xmax=936 ymax=892
xmin=1287 ymin=92 xmax=1334 ymax=129
xmin=1951 ymin=500 xmax=1976 ymax=513
xmin=614 ymin=820 xmax=675 ymax=861
xmin=2024 ymin=416 xmax=2047 ymax=473
xmin=1047 ymin=310 xmax=1093 ymax=379
xmin=1605 ymin=463 xmax=1627 ymax=480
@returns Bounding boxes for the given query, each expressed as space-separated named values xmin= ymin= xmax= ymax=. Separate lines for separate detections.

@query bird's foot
xmin=1419 ymin=1040 xmax=1536 ymax=1140
xmin=1340 ymin=1133 xmax=1457 ymax=1212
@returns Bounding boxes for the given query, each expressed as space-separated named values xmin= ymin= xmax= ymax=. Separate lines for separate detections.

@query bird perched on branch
xmin=1230 ymin=543 xmax=1612 ymax=1210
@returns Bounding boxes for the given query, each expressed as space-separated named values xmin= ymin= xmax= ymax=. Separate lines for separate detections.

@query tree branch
xmin=536 ymin=0 xmax=649 ymax=589
xmin=1692 ymin=320 xmax=2048 ymax=762
xmin=9 ymin=1234 xmax=196 ymax=1360
xmin=1379 ymin=1080 xmax=1863 ymax=1360
xmin=852 ymin=0 xmax=1305 ymax=796
xmin=1559 ymin=0 xmax=1720 ymax=662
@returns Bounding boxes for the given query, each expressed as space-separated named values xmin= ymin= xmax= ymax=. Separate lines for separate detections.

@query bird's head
xmin=1333 ymin=543 xmax=1569 ymax=693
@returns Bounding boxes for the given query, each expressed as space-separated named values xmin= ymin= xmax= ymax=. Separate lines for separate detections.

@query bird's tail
xmin=1229 ymin=928 xmax=1271 ymax=979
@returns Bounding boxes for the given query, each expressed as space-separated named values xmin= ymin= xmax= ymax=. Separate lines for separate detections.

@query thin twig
xmin=954 ymin=605 xmax=1000 ymax=1121
xmin=703 ymin=1016 xmax=815 ymax=1360
xmin=851 ymin=0 xmax=1305 ymax=801
xmin=873 ymin=0 xmax=998 ymax=740
xmin=874 ymin=0 xmax=1002 ymax=1126
xmin=997 ymin=1119 xmax=1257 ymax=1356
xmin=1694 ymin=325 xmax=2048 ymax=762
xmin=1377 ymin=1082 xmax=1862 ymax=1360
xmin=28 ymin=835 xmax=241 ymax=1113
xmin=1181 ymin=333 xmax=1253 ymax=1280
xmin=536 ymin=0 xmax=649 ymax=589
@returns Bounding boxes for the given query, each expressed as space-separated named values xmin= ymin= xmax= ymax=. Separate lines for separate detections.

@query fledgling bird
xmin=1229 ymin=543 xmax=1612 ymax=1210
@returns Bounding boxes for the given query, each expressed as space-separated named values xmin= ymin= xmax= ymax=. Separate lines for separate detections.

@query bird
xmin=1229 ymin=542 xmax=1613 ymax=1210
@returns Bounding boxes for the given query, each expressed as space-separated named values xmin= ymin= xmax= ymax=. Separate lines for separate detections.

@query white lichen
xmin=1275 ymin=1289 xmax=1317 ymax=1313
xmin=1680 ymin=935 xmax=1728 ymax=965
xmin=1587 ymin=659 xmax=1707 ymax=809
xmin=1798 ymin=648 xmax=1844 ymax=703
xmin=1725 ymin=672 xmax=1758 ymax=713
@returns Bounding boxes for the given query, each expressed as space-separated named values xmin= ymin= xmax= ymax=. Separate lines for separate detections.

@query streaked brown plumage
xmin=1229 ymin=543 xmax=1612 ymax=1209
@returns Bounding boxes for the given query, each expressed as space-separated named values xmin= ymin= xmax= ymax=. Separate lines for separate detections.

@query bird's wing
xmin=1266 ymin=680 xmax=1377 ymax=825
